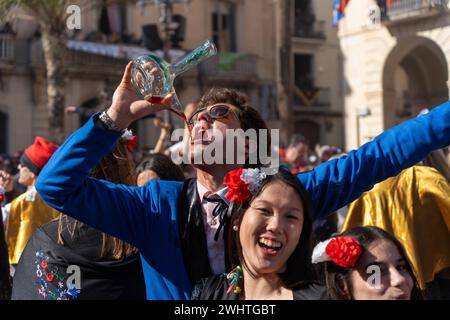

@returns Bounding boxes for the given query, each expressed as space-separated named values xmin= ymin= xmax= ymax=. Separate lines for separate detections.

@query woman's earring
xmin=233 ymin=225 xmax=239 ymax=232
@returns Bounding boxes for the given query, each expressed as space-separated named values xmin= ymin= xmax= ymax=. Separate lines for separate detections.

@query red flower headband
xmin=312 ymin=236 xmax=362 ymax=268
xmin=223 ymin=168 xmax=267 ymax=204
xmin=122 ymin=129 xmax=138 ymax=153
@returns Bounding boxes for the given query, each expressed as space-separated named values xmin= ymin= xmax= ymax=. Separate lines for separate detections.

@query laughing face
xmin=238 ymin=180 xmax=305 ymax=276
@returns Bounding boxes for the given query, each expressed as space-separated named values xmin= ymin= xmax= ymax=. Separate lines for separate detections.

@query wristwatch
xmin=99 ymin=111 xmax=122 ymax=133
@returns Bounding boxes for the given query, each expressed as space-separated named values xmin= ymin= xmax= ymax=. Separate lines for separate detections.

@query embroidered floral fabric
xmin=35 ymin=250 xmax=80 ymax=300
xmin=225 ymin=265 xmax=243 ymax=294
xmin=190 ymin=265 xmax=244 ymax=300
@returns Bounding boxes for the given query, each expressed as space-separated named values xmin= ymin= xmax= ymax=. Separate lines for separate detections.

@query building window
xmin=97 ymin=2 xmax=127 ymax=40
xmin=294 ymin=53 xmax=314 ymax=89
xmin=294 ymin=0 xmax=315 ymax=38
xmin=293 ymin=53 xmax=319 ymax=106
xmin=212 ymin=1 xmax=237 ymax=52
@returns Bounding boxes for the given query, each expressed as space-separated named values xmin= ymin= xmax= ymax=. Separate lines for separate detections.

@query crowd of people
xmin=0 ymin=62 xmax=449 ymax=300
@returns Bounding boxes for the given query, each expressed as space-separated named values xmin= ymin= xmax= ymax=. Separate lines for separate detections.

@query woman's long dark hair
xmin=57 ymin=139 xmax=138 ymax=260
xmin=227 ymin=168 xmax=315 ymax=291
xmin=324 ymin=226 xmax=422 ymax=300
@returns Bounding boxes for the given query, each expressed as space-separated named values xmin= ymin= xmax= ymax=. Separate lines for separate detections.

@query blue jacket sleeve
xmin=298 ymin=101 xmax=450 ymax=220
xmin=35 ymin=114 xmax=157 ymax=248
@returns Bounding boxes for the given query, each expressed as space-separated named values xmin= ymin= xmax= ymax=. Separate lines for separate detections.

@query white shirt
xmin=1 ymin=186 xmax=36 ymax=224
xmin=196 ymin=181 xmax=230 ymax=275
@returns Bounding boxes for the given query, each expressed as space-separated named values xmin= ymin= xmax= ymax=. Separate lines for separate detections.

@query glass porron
xmin=131 ymin=40 xmax=217 ymax=114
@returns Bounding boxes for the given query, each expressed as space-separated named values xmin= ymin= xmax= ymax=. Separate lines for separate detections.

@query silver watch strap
xmin=99 ymin=111 xmax=122 ymax=132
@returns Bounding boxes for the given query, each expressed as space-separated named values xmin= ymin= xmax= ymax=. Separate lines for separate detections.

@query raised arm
xmin=298 ymin=102 xmax=450 ymax=220
xmin=36 ymin=62 xmax=174 ymax=247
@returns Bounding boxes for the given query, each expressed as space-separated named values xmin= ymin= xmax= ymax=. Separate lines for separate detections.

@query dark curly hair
xmin=197 ymin=88 xmax=270 ymax=168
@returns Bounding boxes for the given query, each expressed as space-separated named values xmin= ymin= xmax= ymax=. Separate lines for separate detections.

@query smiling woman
xmin=314 ymin=226 xmax=423 ymax=300
xmin=191 ymin=168 xmax=328 ymax=300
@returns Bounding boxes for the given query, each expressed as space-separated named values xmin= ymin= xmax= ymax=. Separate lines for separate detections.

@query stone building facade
xmin=0 ymin=0 xmax=344 ymax=154
xmin=338 ymin=0 xmax=450 ymax=149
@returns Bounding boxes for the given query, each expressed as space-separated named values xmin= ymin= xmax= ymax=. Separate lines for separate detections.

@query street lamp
xmin=137 ymin=0 xmax=191 ymax=61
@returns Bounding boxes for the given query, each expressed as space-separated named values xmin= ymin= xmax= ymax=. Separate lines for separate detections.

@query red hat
xmin=20 ymin=137 xmax=59 ymax=175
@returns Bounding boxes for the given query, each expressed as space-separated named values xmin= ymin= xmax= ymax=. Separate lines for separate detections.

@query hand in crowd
xmin=153 ymin=117 xmax=172 ymax=131
xmin=65 ymin=106 xmax=78 ymax=113
xmin=315 ymin=144 xmax=322 ymax=156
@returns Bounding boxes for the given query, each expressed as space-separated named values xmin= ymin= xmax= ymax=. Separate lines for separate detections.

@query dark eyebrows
xmin=365 ymin=258 xmax=407 ymax=270
xmin=252 ymin=199 xmax=303 ymax=213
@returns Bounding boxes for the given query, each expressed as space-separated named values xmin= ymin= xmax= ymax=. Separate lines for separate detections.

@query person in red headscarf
xmin=0 ymin=137 xmax=60 ymax=269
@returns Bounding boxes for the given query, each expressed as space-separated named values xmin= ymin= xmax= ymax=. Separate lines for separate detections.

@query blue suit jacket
xmin=36 ymin=102 xmax=450 ymax=299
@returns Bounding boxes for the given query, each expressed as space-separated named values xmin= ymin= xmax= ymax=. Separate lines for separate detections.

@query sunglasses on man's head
xmin=188 ymin=104 xmax=236 ymax=126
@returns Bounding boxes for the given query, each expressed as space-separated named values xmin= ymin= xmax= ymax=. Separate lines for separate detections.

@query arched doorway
xmin=294 ymin=119 xmax=320 ymax=148
xmin=383 ymin=37 xmax=448 ymax=128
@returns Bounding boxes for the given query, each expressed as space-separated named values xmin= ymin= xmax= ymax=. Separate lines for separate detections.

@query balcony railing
xmin=293 ymin=86 xmax=330 ymax=107
xmin=31 ymin=40 xmax=127 ymax=71
xmin=293 ymin=16 xmax=326 ymax=40
xmin=0 ymin=35 xmax=14 ymax=62
xmin=381 ymin=0 xmax=448 ymax=22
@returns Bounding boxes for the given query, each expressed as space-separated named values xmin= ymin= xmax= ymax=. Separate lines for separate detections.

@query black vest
xmin=177 ymin=178 xmax=231 ymax=286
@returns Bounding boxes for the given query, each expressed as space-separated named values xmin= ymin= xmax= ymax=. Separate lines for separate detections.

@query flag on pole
xmin=333 ymin=0 xmax=351 ymax=26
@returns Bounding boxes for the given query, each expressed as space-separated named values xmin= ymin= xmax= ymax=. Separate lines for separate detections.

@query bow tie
xmin=203 ymin=195 xmax=230 ymax=241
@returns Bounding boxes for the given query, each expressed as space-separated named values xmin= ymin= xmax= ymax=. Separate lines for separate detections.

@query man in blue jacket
xmin=36 ymin=62 xmax=450 ymax=299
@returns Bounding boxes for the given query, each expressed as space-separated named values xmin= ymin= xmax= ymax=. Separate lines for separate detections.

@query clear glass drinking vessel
xmin=131 ymin=40 xmax=217 ymax=118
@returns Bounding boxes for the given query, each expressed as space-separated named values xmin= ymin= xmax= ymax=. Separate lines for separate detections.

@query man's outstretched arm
xmin=36 ymin=62 xmax=174 ymax=247
xmin=298 ymin=102 xmax=450 ymax=220
xmin=35 ymin=114 xmax=160 ymax=247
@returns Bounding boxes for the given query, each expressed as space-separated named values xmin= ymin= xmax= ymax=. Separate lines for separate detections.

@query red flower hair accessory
xmin=0 ymin=186 xmax=5 ymax=203
xmin=122 ymin=129 xmax=138 ymax=153
xmin=223 ymin=168 xmax=267 ymax=204
xmin=312 ymin=236 xmax=362 ymax=268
